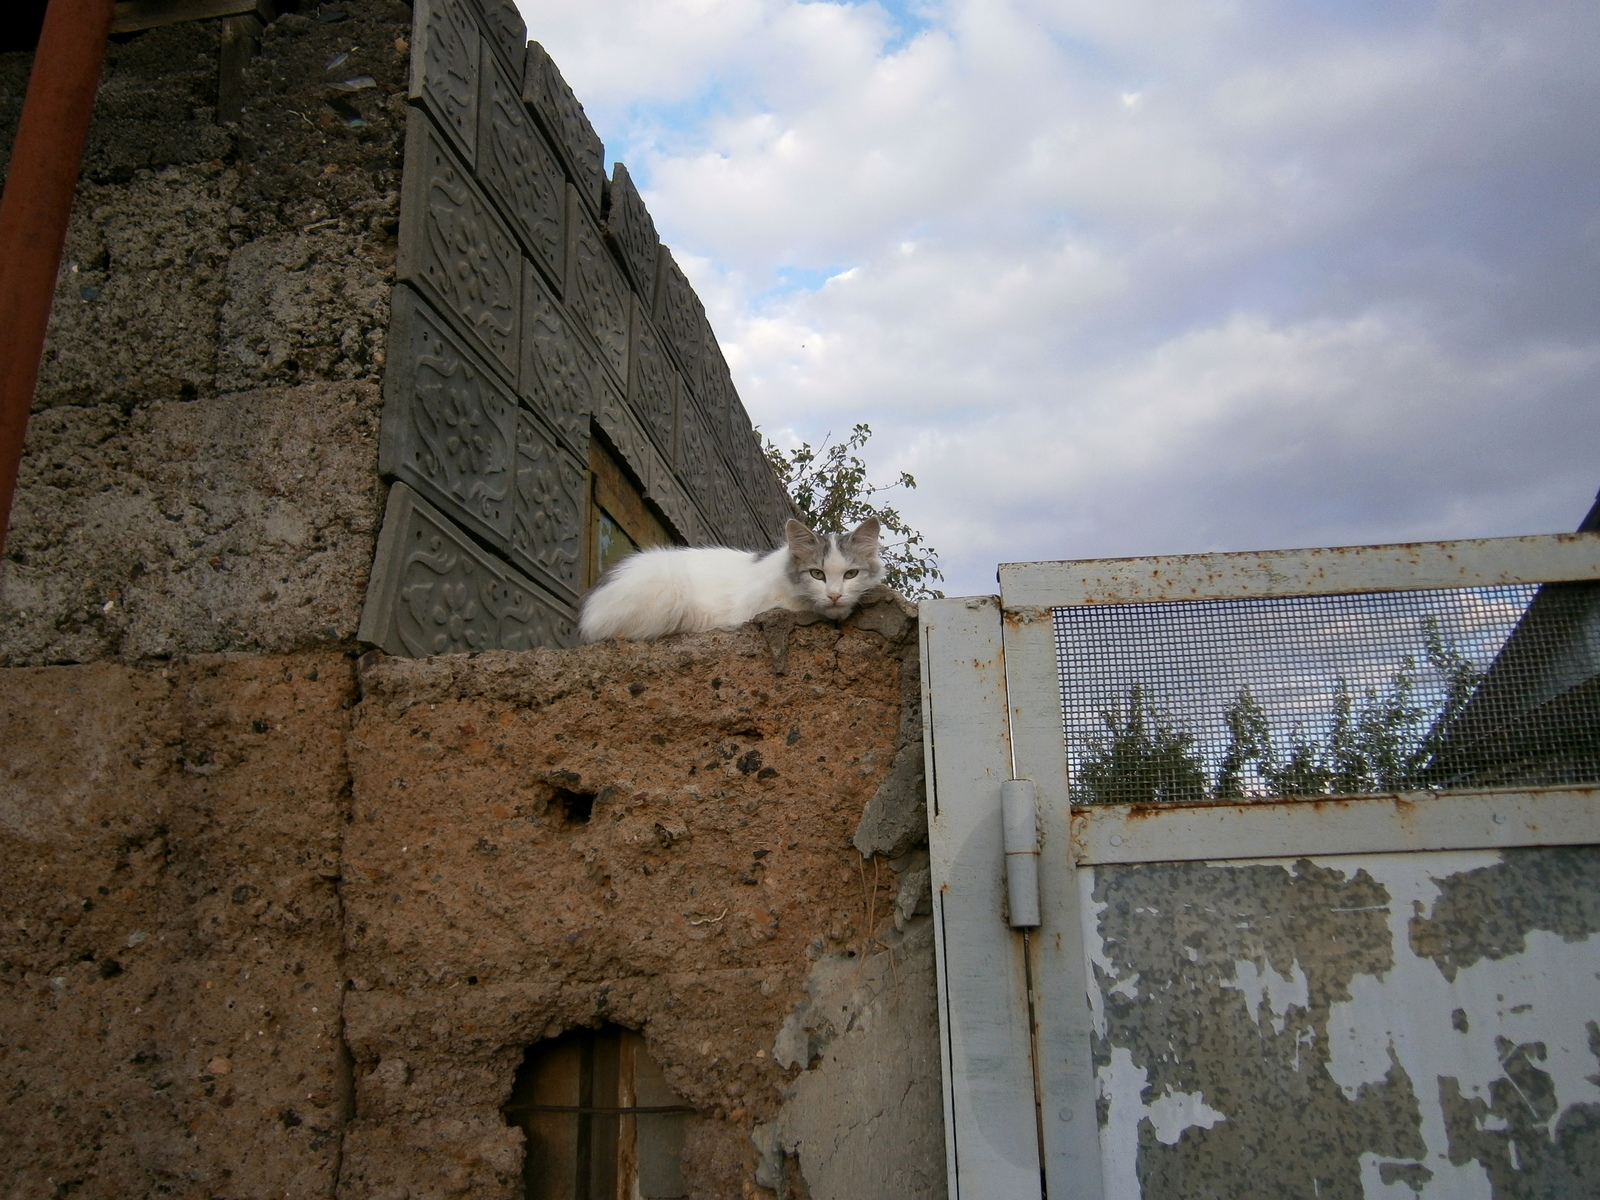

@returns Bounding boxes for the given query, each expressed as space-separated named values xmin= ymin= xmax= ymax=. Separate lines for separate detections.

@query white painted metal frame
xmin=999 ymin=605 xmax=1106 ymax=1200
xmin=922 ymin=597 xmax=1045 ymax=1199
xmin=925 ymin=531 xmax=1600 ymax=1200
xmin=1072 ymin=785 xmax=1600 ymax=866
xmin=999 ymin=530 xmax=1600 ymax=607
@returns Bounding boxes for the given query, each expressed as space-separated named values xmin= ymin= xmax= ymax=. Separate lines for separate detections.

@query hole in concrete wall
xmin=504 ymin=1024 xmax=689 ymax=1200
xmin=554 ymin=788 xmax=596 ymax=824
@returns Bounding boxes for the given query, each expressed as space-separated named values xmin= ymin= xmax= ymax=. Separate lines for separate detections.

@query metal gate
xmin=921 ymin=533 xmax=1600 ymax=1200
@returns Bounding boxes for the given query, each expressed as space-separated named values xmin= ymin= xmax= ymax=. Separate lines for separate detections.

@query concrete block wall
xmin=0 ymin=2 xmax=415 ymax=667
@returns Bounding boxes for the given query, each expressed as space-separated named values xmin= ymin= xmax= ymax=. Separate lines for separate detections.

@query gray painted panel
xmin=380 ymin=285 xmax=516 ymax=545
xmin=509 ymin=408 xmax=585 ymax=606
xmin=408 ymin=0 xmax=480 ymax=167
xmin=358 ymin=482 xmax=576 ymax=654
xmin=568 ymin=192 xmax=631 ymax=385
xmin=398 ymin=110 xmax=521 ymax=382
xmin=477 ymin=50 xmax=564 ymax=287
xmin=1083 ymin=846 xmax=1600 ymax=1199
xmin=1072 ymin=786 xmax=1600 ymax=866
xmin=523 ymin=41 xmax=606 ymax=213
xmin=1001 ymin=606 xmax=1108 ymax=1199
xmin=1000 ymin=533 xmax=1600 ymax=609
xmin=607 ymin=163 xmax=661 ymax=303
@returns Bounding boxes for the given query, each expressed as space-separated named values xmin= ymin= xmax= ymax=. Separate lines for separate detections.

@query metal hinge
xmin=1001 ymin=778 xmax=1041 ymax=929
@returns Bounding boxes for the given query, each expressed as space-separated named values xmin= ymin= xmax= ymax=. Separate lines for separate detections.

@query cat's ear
xmin=847 ymin=517 xmax=881 ymax=549
xmin=785 ymin=519 xmax=822 ymax=554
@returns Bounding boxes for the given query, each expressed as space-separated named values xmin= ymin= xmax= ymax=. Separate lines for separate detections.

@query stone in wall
xmin=0 ymin=0 xmax=413 ymax=665
xmin=340 ymin=594 xmax=942 ymax=1199
xmin=0 ymin=652 xmax=357 ymax=1197
xmin=0 ymin=380 xmax=384 ymax=666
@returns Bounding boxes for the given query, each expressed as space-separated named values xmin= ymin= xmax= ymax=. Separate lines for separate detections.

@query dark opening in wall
xmin=504 ymin=1024 xmax=689 ymax=1200
xmin=554 ymin=787 xmax=596 ymax=824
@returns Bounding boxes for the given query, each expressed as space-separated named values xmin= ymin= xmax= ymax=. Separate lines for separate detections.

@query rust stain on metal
xmin=1000 ymin=605 xmax=1052 ymax=627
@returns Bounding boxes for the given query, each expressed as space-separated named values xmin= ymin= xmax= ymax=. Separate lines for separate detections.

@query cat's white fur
xmin=578 ymin=518 xmax=883 ymax=642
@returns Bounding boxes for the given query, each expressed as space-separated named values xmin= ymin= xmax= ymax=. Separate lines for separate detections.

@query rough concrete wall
xmin=0 ymin=599 xmax=946 ymax=1199
xmin=339 ymin=594 xmax=942 ymax=1199
xmin=0 ymin=0 xmax=412 ymax=666
xmin=0 ymin=652 xmax=357 ymax=1197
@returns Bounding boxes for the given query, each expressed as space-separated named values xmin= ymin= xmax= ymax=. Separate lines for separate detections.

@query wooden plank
xmin=1071 ymin=784 xmax=1600 ymax=866
xmin=215 ymin=12 xmax=262 ymax=123
xmin=921 ymin=596 xmax=1044 ymax=1200
xmin=999 ymin=531 xmax=1600 ymax=609
xmin=1000 ymin=605 xmax=1106 ymax=1200
xmin=110 ymin=0 xmax=273 ymax=35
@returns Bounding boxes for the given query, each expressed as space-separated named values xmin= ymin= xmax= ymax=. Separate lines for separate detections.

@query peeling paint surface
xmin=1082 ymin=847 xmax=1600 ymax=1199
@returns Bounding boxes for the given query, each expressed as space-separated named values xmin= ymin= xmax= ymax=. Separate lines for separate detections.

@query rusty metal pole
xmin=0 ymin=0 xmax=114 ymax=557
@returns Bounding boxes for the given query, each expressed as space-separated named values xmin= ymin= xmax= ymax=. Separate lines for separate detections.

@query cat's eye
xmin=844 ymin=569 xmax=860 ymax=579
xmin=809 ymin=569 xmax=825 ymax=580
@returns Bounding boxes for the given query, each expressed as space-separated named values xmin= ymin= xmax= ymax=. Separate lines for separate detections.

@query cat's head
xmin=785 ymin=518 xmax=884 ymax=620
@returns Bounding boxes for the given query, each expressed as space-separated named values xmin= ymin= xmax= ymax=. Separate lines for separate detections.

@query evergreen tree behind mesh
xmin=1072 ymin=618 xmax=1492 ymax=804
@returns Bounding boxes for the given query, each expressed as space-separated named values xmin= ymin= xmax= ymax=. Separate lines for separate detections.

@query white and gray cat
xmin=578 ymin=518 xmax=884 ymax=642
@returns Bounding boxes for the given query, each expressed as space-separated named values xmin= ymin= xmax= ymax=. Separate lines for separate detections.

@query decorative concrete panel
xmin=629 ymin=304 xmax=679 ymax=459
xmin=706 ymin=451 xmax=744 ymax=545
xmin=380 ymin=285 xmax=516 ymax=544
xmin=372 ymin=17 xmax=799 ymax=652
xmin=606 ymin=163 xmax=661 ymax=303
xmin=467 ymin=0 xmax=526 ymax=75
xmin=648 ymin=466 xmax=708 ymax=548
xmin=676 ymin=395 xmax=721 ymax=531
xmin=399 ymin=111 xmax=521 ymax=382
xmin=700 ymin=350 xmax=740 ymax=465
xmin=595 ymin=372 xmax=659 ymax=495
xmin=653 ymin=247 xmax=709 ymax=396
xmin=359 ymin=482 xmax=576 ymax=655
xmin=740 ymin=500 xmax=775 ymax=550
xmin=478 ymin=54 xmax=564 ymax=287
xmin=409 ymin=0 xmax=480 ymax=166
xmin=523 ymin=41 xmax=605 ymax=213
xmin=568 ymin=194 xmax=631 ymax=383
xmin=510 ymin=409 xmax=586 ymax=605
xmin=521 ymin=262 xmax=594 ymax=457
xmin=723 ymin=404 xmax=759 ymax=497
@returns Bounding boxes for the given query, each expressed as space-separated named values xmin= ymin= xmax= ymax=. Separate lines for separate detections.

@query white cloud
xmin=519 ymin=0 xmax=1600 ymax=593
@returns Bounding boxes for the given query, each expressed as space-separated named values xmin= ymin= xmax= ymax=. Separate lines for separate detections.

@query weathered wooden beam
xmin=109 ymin=0 xmax=274 ymax=35
xmin=216 ymin=11 xmax=262 ymax=121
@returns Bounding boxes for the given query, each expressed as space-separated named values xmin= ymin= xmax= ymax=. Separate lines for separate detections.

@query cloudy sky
xmin=517 ymin=0 xmax=1600 ymax=596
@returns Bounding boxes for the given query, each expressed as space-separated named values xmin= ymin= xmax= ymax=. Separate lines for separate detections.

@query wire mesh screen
xmin=1054 ymin=580 xmax=1600 ymax=805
